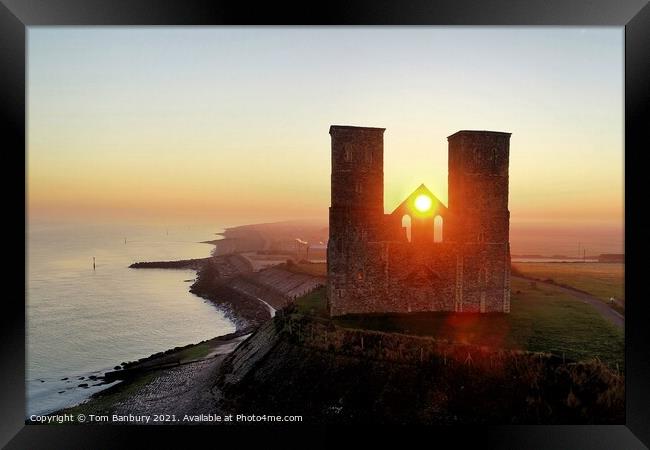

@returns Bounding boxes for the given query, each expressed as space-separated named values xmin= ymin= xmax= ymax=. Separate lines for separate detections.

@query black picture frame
xmin=2 ymin=0 xmax=649 ymax=447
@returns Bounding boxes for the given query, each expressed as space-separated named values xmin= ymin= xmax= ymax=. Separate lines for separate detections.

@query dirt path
xmin=512 ymin=276 xmax=624 ymax=329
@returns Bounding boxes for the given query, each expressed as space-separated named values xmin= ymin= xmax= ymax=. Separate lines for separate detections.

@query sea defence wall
xmin=251 ymin=267 xmax=325 ymax=300
xmin=229 ymin=266 xmax=325 ymax=306
xmin=131 ymin=253 xmax=323 ymax=327
xmin=217 ymin=320 xmax=281 ymax=387
xmin=227 ymin=276 xmax=290 ymax=311
xmin=213 ymin=254 xmax=254 ymax=278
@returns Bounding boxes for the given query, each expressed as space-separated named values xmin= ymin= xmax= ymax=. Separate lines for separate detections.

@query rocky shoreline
xmin=46 ymin=224 xmax=331 ymax=420
xmin=132 ymin=251 xmax=275 ymax=331
xmin=129 ymin=258 xmax=211 ymax=270
xmin=47 ymin=245 xmax=284 ymax=418
xmin=188 ymin=258 xmax=271 ymax=330
xmin=104 ymin=328 xmax=255 ymax=382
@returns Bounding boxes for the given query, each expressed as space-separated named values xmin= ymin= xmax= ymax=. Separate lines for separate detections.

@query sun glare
xmin=414 ymin=194 xmax=432 ymax=213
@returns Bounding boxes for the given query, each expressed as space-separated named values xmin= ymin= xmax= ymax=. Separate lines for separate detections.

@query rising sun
xmin=414 ymin=194 xmax=432 ymax=212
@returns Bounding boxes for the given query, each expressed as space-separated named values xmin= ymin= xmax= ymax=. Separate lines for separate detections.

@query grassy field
xmin=295 ymin=277 xmax=624 ymax=369
xmin=512 ymin=262 xmax=624 ymax=306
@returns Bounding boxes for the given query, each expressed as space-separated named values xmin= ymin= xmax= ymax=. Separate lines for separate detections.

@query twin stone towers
xmin=327 ymin=125 xmax=511 ymax=317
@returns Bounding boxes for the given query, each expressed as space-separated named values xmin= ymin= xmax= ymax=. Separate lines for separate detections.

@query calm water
xmin=27 ymin=220 xmax=236 ymax=416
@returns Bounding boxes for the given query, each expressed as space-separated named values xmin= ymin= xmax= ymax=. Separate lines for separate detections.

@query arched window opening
xmin=434 ymin=216 xmax=443 ymax=243
xmin=402 ymin=215 xmax=412 ymax=242
xmin=344 ymin=145 xmax=352 ymax=162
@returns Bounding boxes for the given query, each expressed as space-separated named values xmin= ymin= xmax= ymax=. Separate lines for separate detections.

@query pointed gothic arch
xmin=434 ymin=215 xmax=443 ymax=242
xmin=402 ymin=214 xmax=412 ymax=242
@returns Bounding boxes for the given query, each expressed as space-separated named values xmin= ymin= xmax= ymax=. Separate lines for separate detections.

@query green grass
xmin=176 ymin=341 xmax=216 ymax=362
xmin=508 ymin=278 xmax=623 ymax=368
xmin=512 ymin=262 xmax=624 ymax=305
xmin=295 ymin=287 xmax=329 ymax=317
xmin=295 ymin=278 xmax=624 ymax=369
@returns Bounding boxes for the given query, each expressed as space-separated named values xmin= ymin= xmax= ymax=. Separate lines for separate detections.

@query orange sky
xmin=27 ymin=28 xmax=624 ymax=253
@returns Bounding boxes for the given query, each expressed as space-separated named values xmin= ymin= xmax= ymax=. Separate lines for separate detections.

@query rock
xmin=114 ymin=366 xmax=122 ymax=370
xmin=78 ymin=383 xmax=89 ymax=388
xmin=78 ymin=376 xmax=85 ymax=380
xmin=60 ymin=377 xmax=68 ymax=381
xmin=40 ymin=380 xmax=45 ymax=383
xmin=58 ymin=391 xmax=65 ymax=394
xmin=88 ymin=375 xmax=98 ymax=380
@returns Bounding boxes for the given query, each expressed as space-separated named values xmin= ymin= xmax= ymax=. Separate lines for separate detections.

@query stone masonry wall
xmin=328 ymin=127 xmax=511 ymax=317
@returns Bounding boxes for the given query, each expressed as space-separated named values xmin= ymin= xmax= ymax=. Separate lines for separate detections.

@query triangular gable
xmin=390 ymin=183 xmax=448 ymax=217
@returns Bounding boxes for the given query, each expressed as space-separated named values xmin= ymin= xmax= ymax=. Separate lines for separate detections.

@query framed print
xmin=2 ymin=0 xmax=649 ymax=447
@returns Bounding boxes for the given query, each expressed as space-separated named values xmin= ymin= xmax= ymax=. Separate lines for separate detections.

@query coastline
xmin=44 ymin=223 xmax=327 ymax=420
xmin=40 ymin=226 xmax=625 ymax=424
xmin=129 ymin=258 xmax=210 ymax=270
xmin=44 ymin=240 xmax=271 ymax=418
xmin=43 ymin=328 xmax=254 ymax=421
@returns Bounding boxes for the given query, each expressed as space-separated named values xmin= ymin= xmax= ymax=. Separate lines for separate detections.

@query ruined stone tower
xmin=447 ymin=131 xmax=511 ymax=313
xmin=327 ymin=126 xmax=511 ymax=317
xmin=327 ymin=126 xmax=385 ymax=314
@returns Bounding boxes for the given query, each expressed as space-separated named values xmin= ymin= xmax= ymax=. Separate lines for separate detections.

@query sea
xmin=26 ymin=220 xmax=237 ymax=416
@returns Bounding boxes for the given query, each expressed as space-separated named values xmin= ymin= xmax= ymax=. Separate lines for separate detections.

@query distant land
xmin=208 ymin=221 xmax=623 ymax=264
xmin=512 ymin=254 xmax=624 ymax=262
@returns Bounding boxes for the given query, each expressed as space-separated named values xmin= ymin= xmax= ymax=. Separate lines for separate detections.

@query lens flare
xmin=414 ymin=194 xmax=432 ymax=212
